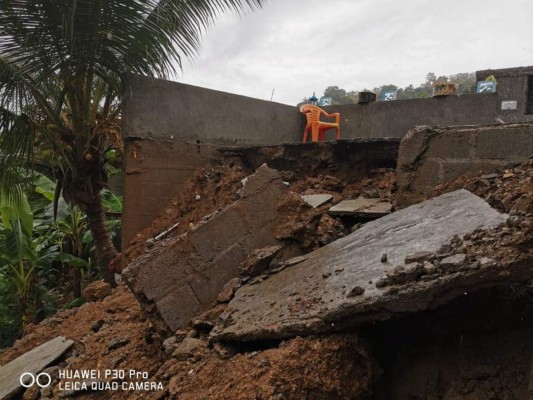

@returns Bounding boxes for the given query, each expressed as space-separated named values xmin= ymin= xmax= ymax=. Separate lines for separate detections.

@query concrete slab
xmin=329 ymin=197 xmax=392 ymax=217
xmin=124 ymin=164 xmax=287 ymax=333
xmin=0 ymin=336 xmax=73 ymax=399
xmin=211 ymin=190 xmax=508 ymax=342
xmin=300 ymin=194 xmax=333 ymax=208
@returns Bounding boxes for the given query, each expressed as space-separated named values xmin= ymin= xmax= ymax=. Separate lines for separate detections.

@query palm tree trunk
xmin=85 ymin=194 xmax=118 ymax=286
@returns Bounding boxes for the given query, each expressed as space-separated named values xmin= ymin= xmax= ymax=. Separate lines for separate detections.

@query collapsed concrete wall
xmin=123 ymin=164 xmax=288 ymax=333
xmin=395 ymin=123 xmax=533 ymax=208
xmin=122 ymin=138 xmax=400 ymax=246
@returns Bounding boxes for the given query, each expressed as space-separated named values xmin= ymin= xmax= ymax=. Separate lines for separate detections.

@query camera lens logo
xmin=20 ymin=372 xmax=52 ymax=388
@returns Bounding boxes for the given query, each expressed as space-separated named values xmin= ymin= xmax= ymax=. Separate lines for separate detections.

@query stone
xmin=404 ymin=251 xmax=433 ymax=264
xmin=440 ymin=254 xmax=467 ymax=268
xmin=172 ymin=338 xmax=205 ymax=361
xmin=217 ymin=277 xmax=241 ymax=303
xmin=107 ymin=337 xmax=129 ymax=351
xmin=211 ymin=190 xmax=509 ymax=342
xmin=90 ymin=319 xmax=105 ymax=333
xmin=0 ymin=336 xmax=74 ymax=400
xmin=162 ymin=337 xmax=178 ymax=355
xmin=300 ymin=194 xmax=333 ymax=208
xmin=329 ymin=197 xmax=391 ymax=217
xmin=240 ymin=245 xmax=283 ymax=277
xmin=83 ymin=281 xmax=112 ymax=302
xmin=347 ymin=286 xmax=365 ymax=297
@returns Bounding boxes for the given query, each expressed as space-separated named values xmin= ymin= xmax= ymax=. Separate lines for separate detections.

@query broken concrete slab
xmin=300 ymin=194 xmax=333 ymax=208
xmin=124 ymin=164 xmax=287 ymax=333
xmin=211 ymin=190 xmax=510 ymax=342
xmin=329 ymin=197 xmax=392 ymax=217
xmin=0 ymin=336 xmax=73 ymax=400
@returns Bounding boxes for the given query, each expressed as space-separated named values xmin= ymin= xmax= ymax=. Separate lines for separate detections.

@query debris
xmin=107 ymin=336 xmax=129 ymax=351
xmin=217 ymin=277 xmax=241 ymax=303
xmin=329 ymin=197 xmax=392 ymax=217
xmin=300 ymin=194 xmax=333 ymax=208
xmin=381 ymin=253 xmax=388 ymax=263
xmin=240 ymin=245 xmax=283 ymax=277
xmin=154 ymin=222 xmax=180 ymax=241
xmin=404 ymin=251 xmax=433 ymax=264
xmin=0 ymin=337 xmax=73 ymax=400
xmin=83 ymin=281 xmax=112 ymax=302
xmin=212 ymin=190 xmax=509 ymax=341
xmin=347 ymin=286 xmax=365 ymax=297
xmin=172 ymin=338 xmax=205 ymax=361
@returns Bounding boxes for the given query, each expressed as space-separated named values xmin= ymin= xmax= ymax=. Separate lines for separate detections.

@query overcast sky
xmin=178 ymin=0 xmax=533 ymax=105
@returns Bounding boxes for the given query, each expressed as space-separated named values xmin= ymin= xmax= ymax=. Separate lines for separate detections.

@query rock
xmin=162 ymin=337 xmax=178 ymax=355
xmin=174 ymin=329 xmax=187 ymax=342
xmin=217 ymin=278 xmax=241 ymax=303
xmin=404 ymin=251 xmax=433 ymax=264
xmin=381 ymin=253 xmax=387 ymax=263
xmin=172 ymin=338 xmax=205 ymax=361
xmin=90 ymin=319 xmax=105 ymax=333
xmin=300 ymin=194 xmax=333 ymax=208
xmin=107 ymin=337 xmax=129 ymax=351
xmin=240 ymin=245 xmax=283 ymax=277
xmin=347 ymin=286 xmax=365 ymax=297
xmin=213 ymin=342 xmax=238 ymax=359
xmin=83 ymin=281 xmax=112 ymax=302
xmin=440 ymin=254 xmax=467 ymax=268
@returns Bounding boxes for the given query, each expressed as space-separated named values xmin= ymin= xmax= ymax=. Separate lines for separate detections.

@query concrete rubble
xmin=328 ymin=197 xmax=392 ymax=217
xmin=211 ymin=189 xmax=516 ymax=341
xmin=123 ymin=164 xmax=288 ymax=333
xmin=0 ymin=336 xmax=73 ymax=400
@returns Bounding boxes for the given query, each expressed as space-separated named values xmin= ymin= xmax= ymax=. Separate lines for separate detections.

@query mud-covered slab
xmin=0 ymin=336 xmax=73 ymax=399
xmin=328 ymin=198 xmax=391 ymax=217
xmin=212 ymin=190 xmax=509 ymax=342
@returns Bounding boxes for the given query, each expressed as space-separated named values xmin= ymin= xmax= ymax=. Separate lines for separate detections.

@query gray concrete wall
xmin=324 ymin=93 xmax=499 ymax=138
xmin=123 ymin=75 xmax=303 ymax=144
xmin=395 ymin=123 xmax=533 ymax=208
xmin=477 ymin=66 xmax=533 ymax=123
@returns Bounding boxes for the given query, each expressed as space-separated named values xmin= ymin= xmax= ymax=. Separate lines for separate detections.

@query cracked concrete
xmin=211 ymin=190 xmax=512 ymax=342
xmin=123 ymin=164 xmax=288 ymax=333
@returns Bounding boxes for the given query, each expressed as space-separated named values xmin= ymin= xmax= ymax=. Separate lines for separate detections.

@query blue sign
xmin=476 ymin=81 xmax=497 ymax=93
xmin=381 ymin=91 xmax=397 ymax=101
xmin=319 ymin=96 xmax=332 ymax=106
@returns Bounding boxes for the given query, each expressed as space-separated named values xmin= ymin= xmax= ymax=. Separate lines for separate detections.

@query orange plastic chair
xmin=299 ymin=104 xmax=340 ymax=142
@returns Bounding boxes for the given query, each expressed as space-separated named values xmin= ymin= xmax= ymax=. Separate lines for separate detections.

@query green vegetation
xmin=0 ymin=173 xmax=121 ymax=348
xmin=0 ymin=0 xmax=266 ymax=286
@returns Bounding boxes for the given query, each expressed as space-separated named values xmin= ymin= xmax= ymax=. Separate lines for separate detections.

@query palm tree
xmin=0 ymin=0 xmax=266 ymax=285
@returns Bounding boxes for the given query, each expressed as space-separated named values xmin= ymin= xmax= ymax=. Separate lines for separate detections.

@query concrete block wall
xmin=324 ymin=93 xmax=499 ymax=139
xmin=123 ymin=165 xmax=287 ymax=332
xmin=395 ymin=123 xmax=533 ymax=208
xmin=121 ymin=69 xmax=533 ymax=245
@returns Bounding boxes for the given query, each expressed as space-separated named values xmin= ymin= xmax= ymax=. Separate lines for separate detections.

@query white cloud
xmin=179 ymin=0 xmax=533 ymax=105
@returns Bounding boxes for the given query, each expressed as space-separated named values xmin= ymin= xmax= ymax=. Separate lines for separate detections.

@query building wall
xmin=121 ymin=69 xmax=533 ymax=245
xmin=395 ymin=123 xmax=533 ymax=208
xmin=324 ymin=93 xmax=499 ymax=138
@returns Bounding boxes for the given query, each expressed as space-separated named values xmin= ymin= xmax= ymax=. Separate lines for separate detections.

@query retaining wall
xmin=395 ymin=123 xmax=533 ymax=208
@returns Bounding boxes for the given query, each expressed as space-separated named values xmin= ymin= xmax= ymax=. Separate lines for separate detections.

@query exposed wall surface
xmin=477 ymin=66 xmax=533 ymax=123
xmin=122 ymin=139 xmax=215 ymax=248
xmin=121 ymin=68 xmax=533 ymax=244
xmin=123 ymin=75 xmax=303 ymax=144
xmin=324 ymin=93 xmax=500 ymax=138
xmin=123 ymin=165 xmax=287 ymax=333
xmin=395 ymin=123 xmax=533 ymax=207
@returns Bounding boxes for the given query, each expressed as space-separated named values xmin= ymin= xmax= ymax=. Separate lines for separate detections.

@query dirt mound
xmin=158 ymin=335 xmax=377 ymax=400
